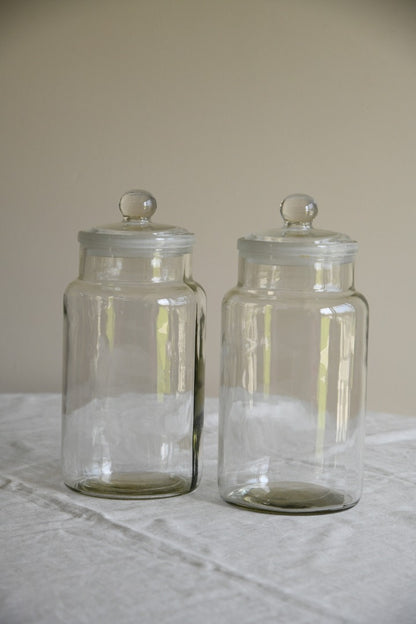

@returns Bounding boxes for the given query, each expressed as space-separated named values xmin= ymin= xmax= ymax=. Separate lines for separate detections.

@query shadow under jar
xmin=218 ymin=194 xmax=368 ymax=514
xmin=62 ymin=190 xmax=205 ymax=499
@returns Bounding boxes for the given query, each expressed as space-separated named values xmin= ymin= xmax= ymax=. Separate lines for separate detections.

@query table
xmin=1 ymin=394 xmax=415 ymax=623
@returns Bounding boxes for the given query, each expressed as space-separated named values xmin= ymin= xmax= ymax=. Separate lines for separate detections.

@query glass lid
xmin=78 ymin=190 xmax=194 ymax=256
xmin=238 ymin=194 xmax=358 ymax=264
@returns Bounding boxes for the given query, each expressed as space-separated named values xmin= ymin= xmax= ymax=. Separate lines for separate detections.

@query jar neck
xmin=79 ymin=249 xmax=192 ymax=283
xmin=238 ymin=257 xmax=355 ymax=293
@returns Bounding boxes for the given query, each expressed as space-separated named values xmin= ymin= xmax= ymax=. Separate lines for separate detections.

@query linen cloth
xmin=1 ymin=394 xmax=415 ymax=624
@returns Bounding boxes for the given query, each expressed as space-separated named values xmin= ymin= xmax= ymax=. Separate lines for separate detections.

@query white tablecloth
xmin=1 ymin=394 xmax=415 ymax=624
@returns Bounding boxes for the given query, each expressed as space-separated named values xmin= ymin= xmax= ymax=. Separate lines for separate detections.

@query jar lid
xmin=238 ymin=194 xmax=358 ymax=265
xmin=78 ymin=190 xmax=195 ymax=256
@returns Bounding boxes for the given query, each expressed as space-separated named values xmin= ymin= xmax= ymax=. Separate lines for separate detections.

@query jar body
xmin=218 ymin=260 xmax=368 ymax=514
xmin=62 ymin=252 xmax=205 ymax=498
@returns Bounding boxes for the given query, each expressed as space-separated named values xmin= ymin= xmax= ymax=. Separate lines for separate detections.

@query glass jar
xmin=218 ymin=194 xmax=368 ymax=514
xmin=62 ymin=190 xmax=205 ymax=499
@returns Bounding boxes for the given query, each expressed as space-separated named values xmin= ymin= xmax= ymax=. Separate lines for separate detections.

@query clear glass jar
xmin=62 ymin=190 xmax=205 ymax=499
xmin=218 ymin=194 xmax=369 ymax=514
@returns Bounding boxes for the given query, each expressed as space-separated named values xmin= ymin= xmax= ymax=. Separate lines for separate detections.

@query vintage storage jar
xmin=218 ymin=194 xmax=368 ymax=514
xmin=62 ymin=190 xmax=205 ymax=498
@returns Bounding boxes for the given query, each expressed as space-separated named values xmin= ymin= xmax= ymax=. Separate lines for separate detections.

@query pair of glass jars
xmin=62 ymin=190 xmax=368 ymax=514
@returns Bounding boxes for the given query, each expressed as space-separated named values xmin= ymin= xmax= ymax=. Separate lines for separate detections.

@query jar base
xmin=65 ymin=471 xmax=193 ymax=499
xmin=222 ymin=481 xmax=358 ymax=515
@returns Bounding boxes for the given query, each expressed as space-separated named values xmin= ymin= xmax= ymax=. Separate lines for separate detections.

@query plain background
xmin=1 ymin=0 xmax=415 ymax=415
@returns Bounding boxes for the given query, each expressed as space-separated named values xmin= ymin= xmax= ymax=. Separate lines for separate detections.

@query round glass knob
xmin=280 ymin=194 xmax=317 ymax=226
xmin=119 ymin=190 xmax=157 ymax=221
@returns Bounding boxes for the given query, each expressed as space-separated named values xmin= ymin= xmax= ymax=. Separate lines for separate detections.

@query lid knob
xmin=280 ymin=193 xmax=317 ymax=227
xmin=119 ymin=189 xmax=157 ymax=221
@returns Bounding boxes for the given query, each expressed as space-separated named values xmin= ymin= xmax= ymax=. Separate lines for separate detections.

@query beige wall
xmin=1 ymin=0 xmax=415 ymax=414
